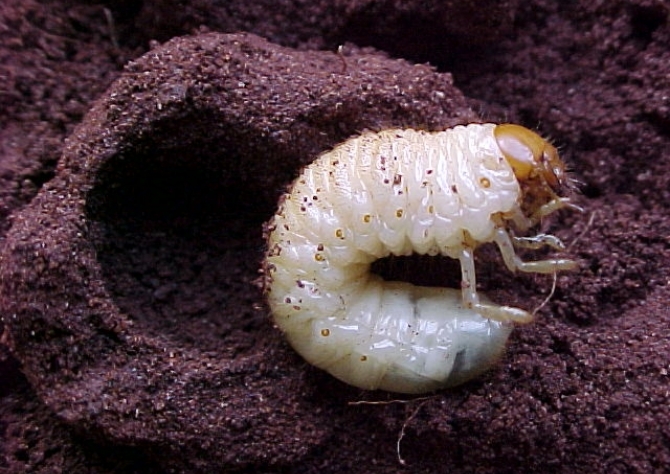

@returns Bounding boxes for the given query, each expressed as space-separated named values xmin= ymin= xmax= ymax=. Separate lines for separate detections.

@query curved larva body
xmin=265 ymin=124 xmax=577 ymax=393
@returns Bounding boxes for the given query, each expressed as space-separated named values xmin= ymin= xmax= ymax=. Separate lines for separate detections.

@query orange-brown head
xmin=493 ymin=123 xmax=575 ymax=222
xmin=493 ymin=124 xmax=568 ymax=193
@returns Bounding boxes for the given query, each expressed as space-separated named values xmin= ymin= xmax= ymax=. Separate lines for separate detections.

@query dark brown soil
xmin=1 ymin=0 xmax=669 ymax=473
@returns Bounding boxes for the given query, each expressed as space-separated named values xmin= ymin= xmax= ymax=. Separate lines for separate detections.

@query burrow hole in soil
xmin=85 ymin=126 xmax=276 ymax=356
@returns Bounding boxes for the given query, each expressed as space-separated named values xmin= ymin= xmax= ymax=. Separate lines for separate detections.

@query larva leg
xmin=510 ymin=198 xmax=583 ymax=231
xmin=531 ymin=197 xmax=584 ymax=223
xmin=494 ymin=227 xmax=577 ymax=274
xmin=513 ymin=233 xmax=566 ymax=251
xmin=458 ymin=248 xmax=534 ymax=324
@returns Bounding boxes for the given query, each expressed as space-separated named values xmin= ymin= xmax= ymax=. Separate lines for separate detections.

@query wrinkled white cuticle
xmin=265 ymin=124 xmax=523 ymax=393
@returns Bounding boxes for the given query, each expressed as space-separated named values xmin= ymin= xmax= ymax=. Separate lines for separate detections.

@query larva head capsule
xmin=494 ymin=124 xmax=566 ymax=190
xmin=494 ymin=124 xmax=572 ymax=218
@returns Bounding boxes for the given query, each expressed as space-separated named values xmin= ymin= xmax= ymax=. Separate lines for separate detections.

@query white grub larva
xmin=264 ymin=123 xmax=579 ymax=394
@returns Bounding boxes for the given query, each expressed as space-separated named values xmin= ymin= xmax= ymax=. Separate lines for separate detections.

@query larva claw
xmin=513 ymin=233 xmax=566 ymax=251
xmin=473 ymin=303 xmax=534 ymax=324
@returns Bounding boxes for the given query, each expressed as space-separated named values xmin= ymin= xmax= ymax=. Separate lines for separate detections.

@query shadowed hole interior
xmin=86 ymin=142 xmax=275 ymax=355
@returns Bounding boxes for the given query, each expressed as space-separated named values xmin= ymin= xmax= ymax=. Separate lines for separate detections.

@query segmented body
xmin=264 ymin=123 xmax=576 ymax=393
